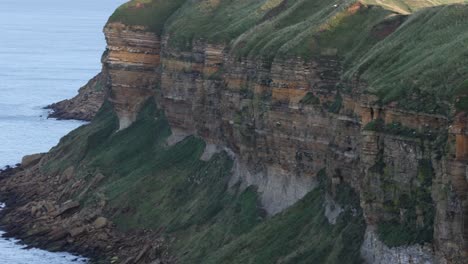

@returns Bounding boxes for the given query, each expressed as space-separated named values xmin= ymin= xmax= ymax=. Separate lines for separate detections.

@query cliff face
xmin=104 ymin=23 xmax=161 ymax=130
xmin=2 ymin=1 xmax=468 ymax=264
xmin=98 ymin=1 xmax=468 ymax=262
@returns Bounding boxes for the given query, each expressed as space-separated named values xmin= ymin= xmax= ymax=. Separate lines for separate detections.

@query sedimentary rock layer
xmin=5 ymin=1 xmax=468 ymax=263
xmin=99 ymin=16 xmax=467 ymax=263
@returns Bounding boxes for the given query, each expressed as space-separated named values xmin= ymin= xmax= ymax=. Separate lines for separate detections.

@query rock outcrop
xmin=104 ymin=22 xmax=161 ymax=130
xmin=47 ymin=72 xmax=107 ymax=121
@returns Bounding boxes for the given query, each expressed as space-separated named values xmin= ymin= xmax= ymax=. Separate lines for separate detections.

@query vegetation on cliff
xmin=376 ymin=159 xmax=435 ymax=247
xmin=109 ymin=0 xmax=468 ymax=115
xmin=7 ymin=0 xmax=466 ymax=262
xmin=346 ymin=4 xmax=468 ymax=114
xmin=40 ymin=100 xmax=365 ymax=263
xmin=108 ymin=0 xmax=187 ymax=34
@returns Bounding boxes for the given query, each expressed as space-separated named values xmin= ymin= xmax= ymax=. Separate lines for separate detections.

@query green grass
xmin=206 ymin=181 xmax=365 ymax=264
xmin=40 ymin=100 xmax=367 ymax=263
xmin=300 ymin=92 xmax=321 ymax=105
xmin=42 ymin=101 xmax=119 ymax=174
xmin=231 ymin=0 xmax=357 ymax=61
xmin=345 ymin=4 xmax=468 ymax=114
xmin=43 ymin=100 xmax=266 ymax=262
xmin=164 ymin=0 xmax=269 ymax=50
xmin=108 ymin=1 xmax=468 ymax=113
xmin=108 ymin=0 xmax=187 ymax=34
xmin=327 ymin=93 xmax=343 ymax=113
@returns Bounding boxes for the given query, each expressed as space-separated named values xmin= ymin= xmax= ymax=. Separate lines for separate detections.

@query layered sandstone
xmin=103 ymin=23 xmax=161 ymax=130
xmin=96 ymin=20 xmax=468 ymax=263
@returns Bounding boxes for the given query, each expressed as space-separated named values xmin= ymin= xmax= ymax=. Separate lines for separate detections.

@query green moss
xmin=363 ymin=118 xmax=384 ymax=131
xmin=300 ymin=92 xmax=321 ymax=105
xmin=327 ymin=93 xmax=343 ymax=113
xmin=384 ymin=122 xmax=418 ymax=138
xmin=363 ymin=119 xmax=441 ymax=141
xmin=377 ymin=160 xmax=435 ymax=247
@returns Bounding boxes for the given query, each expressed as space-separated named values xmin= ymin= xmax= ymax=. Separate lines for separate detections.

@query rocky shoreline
xmin=0 ymin=86 xmax=160 ymax=263
xmin=0 ymin=156 xmax=170 ymax=264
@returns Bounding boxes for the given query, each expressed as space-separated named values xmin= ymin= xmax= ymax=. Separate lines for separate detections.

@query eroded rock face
xmin=434 ymin=113 xmax=468 ymax=263
xmin=103 ymin=23 xmax=161 ymax=130
xmin=98 ymin=19 xmax=468 ymax=263
xmin=361 ymin=228 xmax=435 ymax=264
xmin=155 ymin=41 xmax=361 ymax=214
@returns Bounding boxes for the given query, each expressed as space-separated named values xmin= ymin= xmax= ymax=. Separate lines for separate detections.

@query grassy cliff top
xmin=345 ymin=4 xmax=468 ymax=114
xmin=108 ymin=0 xmax=468 ymax=114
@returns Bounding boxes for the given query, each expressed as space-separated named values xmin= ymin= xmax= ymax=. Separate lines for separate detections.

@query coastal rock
xmin=68 ymin=226 xmax=86 ymax=238
xmin=55 ymin=201 xmax=80 ymax=217
xmin=47 ymin=73 xmax=107 ymax=121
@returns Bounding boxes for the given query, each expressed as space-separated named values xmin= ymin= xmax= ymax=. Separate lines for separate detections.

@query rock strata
xmin=2 ymin=1 xmax=468 ymax=263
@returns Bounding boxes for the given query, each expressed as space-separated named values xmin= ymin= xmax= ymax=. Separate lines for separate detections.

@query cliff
xmin=1 ymin=1 xmax=468 ymax=264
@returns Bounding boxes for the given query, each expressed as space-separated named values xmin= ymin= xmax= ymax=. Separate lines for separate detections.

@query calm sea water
xmin=0 ymin=0 xmax=126 ymax=262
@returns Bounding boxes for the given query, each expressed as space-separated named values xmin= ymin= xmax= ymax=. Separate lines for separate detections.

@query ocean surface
xmin=0 ymin=0 xmax=126 ymax=262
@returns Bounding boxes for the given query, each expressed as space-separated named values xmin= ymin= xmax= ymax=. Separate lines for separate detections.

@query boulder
xmin=55 ymin=201 xmax=80 ymax=217
xmin=93 ymin=217 xmax=108 ymax=229
xmin=68 ymin=226 xmax=86 ymax=237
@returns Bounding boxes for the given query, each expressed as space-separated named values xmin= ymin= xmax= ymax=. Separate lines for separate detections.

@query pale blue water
xmin=0 ymin=0 xmax=127 ymax=262
xmin=0 ymin=0 xmax=126 ymax=167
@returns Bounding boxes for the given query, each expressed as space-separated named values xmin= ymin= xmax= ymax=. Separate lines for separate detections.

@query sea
xmin=0 ymin=0 xmax=126 ymax=262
